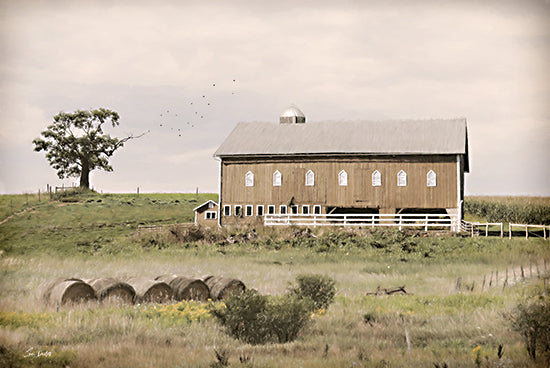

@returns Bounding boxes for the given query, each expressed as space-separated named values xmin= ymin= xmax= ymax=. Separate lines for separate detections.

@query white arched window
xmin=338 ymin=170 xmax=348 ymax=186
xmin=427 ymin=170 xmax=437 ymax=187
xmin=305 ymin=170 xmax=315 ymax=186
xmin=245 ymin=171 xmax=254 ymax=187
xmin=397 ymin=170 xmax=407 ymax=187
xmin=372 ymin=170 xmax=381 ymax=187
xmin=273 ymin=170 xmax=282 ymax=186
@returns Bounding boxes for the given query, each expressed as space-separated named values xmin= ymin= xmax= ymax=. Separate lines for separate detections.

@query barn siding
xmin=220 ymin=155 xmax=458 ymax=220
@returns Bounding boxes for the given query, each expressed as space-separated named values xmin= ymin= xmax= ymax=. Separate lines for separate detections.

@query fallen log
xmin=365 ymin=285 xmax=409 ymax=296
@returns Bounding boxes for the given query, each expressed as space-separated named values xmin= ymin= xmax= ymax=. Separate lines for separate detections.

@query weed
xmin=210 ymin=349 xmax=230 ymax=368
xmin=509 ymin=295 xmax=550 ymax=362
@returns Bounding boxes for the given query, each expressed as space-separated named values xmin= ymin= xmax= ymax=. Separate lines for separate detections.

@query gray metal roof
xmin=215 ymin=118 xmax=468 ymax=159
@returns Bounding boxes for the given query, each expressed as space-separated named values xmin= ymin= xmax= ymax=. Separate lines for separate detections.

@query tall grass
xmin=1 ymin=193 xmax=550 ymax=367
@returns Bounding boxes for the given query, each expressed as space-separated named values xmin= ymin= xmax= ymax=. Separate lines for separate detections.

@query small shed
xmin=193 ymin=200 xmax=219 ymax=227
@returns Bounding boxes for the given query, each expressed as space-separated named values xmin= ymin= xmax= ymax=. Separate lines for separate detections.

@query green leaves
xmin=33 ymin=108 xmax=135 ymax=188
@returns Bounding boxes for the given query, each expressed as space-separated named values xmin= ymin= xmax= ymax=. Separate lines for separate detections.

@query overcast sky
xmin=1 ymin=0 xmax=549 ymax=195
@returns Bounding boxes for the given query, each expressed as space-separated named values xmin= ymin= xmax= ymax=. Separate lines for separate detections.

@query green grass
xmin=0 ymin=191 xmax=217 ymax=255
xmin=1 ymin=192 xmax=549 ymax=367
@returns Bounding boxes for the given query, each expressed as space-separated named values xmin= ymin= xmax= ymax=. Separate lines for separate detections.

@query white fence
xmin=264 ymin=213 xmax=458 ymax=231
xmin=509 ymin=223 xmax=549 ymax=240
xmin=460 ymin=221 xmax=504 ymax=238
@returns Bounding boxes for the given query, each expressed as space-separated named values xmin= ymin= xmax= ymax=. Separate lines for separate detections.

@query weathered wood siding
xmin=220 ymin=155 xmax=458 ymax=213
xmin=195 ymin=204 xmax=219 ymax=227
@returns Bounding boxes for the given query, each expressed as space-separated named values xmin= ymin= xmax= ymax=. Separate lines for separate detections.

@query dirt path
xmin=0 ymin=206 xmax=35 ymax=225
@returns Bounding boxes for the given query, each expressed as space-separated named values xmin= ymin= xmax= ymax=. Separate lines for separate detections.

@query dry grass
xmin=1 ymin=192 xmax=549 ymax=367
xmin=1 ymin=244 xmax=549 ymax=367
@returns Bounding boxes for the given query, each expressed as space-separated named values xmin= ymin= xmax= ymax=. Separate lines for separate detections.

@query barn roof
xmin=214 ymin=118 xmax=469 ymax=171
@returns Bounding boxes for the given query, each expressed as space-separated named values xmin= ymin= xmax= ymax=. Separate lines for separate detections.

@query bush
xmin=289 ymin=274 xmax=336 ymax=311
xmin=509 ymin=296 xmax=550 ymax=362
xmin=267 ymin=295 xmax=312 ymax=343
xmin=210 ymin=289 xmax=269 ymax=345
xmin=209 ymin=289 xmax=311 ymax=344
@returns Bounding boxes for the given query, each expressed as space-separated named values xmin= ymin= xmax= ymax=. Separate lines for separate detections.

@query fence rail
xmin=509 ymin=223 xmax=549 ymax=240
xmin=460 ymin=221 xmax=504 ymax=238
xmin=264 ymin=213 xmax=458 ymax=231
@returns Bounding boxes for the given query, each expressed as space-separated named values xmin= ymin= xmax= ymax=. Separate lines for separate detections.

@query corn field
xmin=465 ymin=197 xmax=550 ymax=225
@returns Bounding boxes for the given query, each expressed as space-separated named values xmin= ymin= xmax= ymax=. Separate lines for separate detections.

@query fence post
xmin=525 ymin=225 xmax=528 ymax=240
xmin=509 ymin=224 xmax=512 ymax=239
xmin=500 ymin=223 xmax=503 ymax=238
xmin=399 ymin=215 xmax=402 ymax=231
xmin=425 ymin=215 xmax=428 ymax=231
xmin=485 ymin=224 xmax=488 ymax=237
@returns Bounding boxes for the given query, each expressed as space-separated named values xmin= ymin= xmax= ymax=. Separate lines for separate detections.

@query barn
xmin=214 ymin=106 xmax=469 ymax=230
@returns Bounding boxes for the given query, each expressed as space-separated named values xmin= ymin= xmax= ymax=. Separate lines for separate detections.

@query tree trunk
xmin=80 ymin=160 xmax=90 ymax=189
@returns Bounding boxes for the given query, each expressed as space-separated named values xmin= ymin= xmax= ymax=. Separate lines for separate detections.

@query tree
xmin=33 ymin=108 xmax=143 ymax=189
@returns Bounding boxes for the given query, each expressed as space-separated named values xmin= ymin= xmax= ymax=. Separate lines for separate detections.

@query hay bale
xmin=38 ymin=278 xmax=96 ymax=306
xmin=85 ymin=278 xmax=136 ymax=304
xmin=155 ymin=275 xmax=210 ymax=301
xmin=125 ymin=277 xmax=173 ymax=304
xmin=202 ymin=276 xmax=245 ymax=300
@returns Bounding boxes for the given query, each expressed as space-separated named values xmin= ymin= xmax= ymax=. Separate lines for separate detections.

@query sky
xmin=1 ymin=0 xmax=549 ymax=196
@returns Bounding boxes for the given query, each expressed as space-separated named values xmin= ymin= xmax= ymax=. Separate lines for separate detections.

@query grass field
xmin=1 ymin=191 xmax=549 ymax=367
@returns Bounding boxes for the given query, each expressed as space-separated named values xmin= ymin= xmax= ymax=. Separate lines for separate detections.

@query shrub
xmin=289 ymin=274 xmax=336 ymax=311
xmin=267 ymin=295 xmax=312 ymax=343
xmin=209 ymin=289 xmax=311 ymax=344
xmin=509 ymin=296 xmax=550 ymax=362
xmin=210 ymin=289 xmax=271 ymax=344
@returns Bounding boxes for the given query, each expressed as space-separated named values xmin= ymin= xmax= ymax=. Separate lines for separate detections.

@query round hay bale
xmin=85 ymin=278 xmax=136 ymax=304
xmin=38 ymin=278 xmax=96 ymax=306
xmin=202 ymin=276 xmax=245 ymax=300
xmin=125 ymin=277 xmax=173 ymax=304
xmin=155 ymin=275 xmax=210 ymax=301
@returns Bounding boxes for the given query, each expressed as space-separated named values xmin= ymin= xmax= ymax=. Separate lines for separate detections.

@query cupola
xmin=280 ymin=105 xmax=306 ymax=124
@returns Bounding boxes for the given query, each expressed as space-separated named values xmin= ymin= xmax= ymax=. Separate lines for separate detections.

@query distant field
xmin=464 ymin=196 xmax=550 ymax=225
xmin=1 ymin=191 xmax=549 ymax=367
